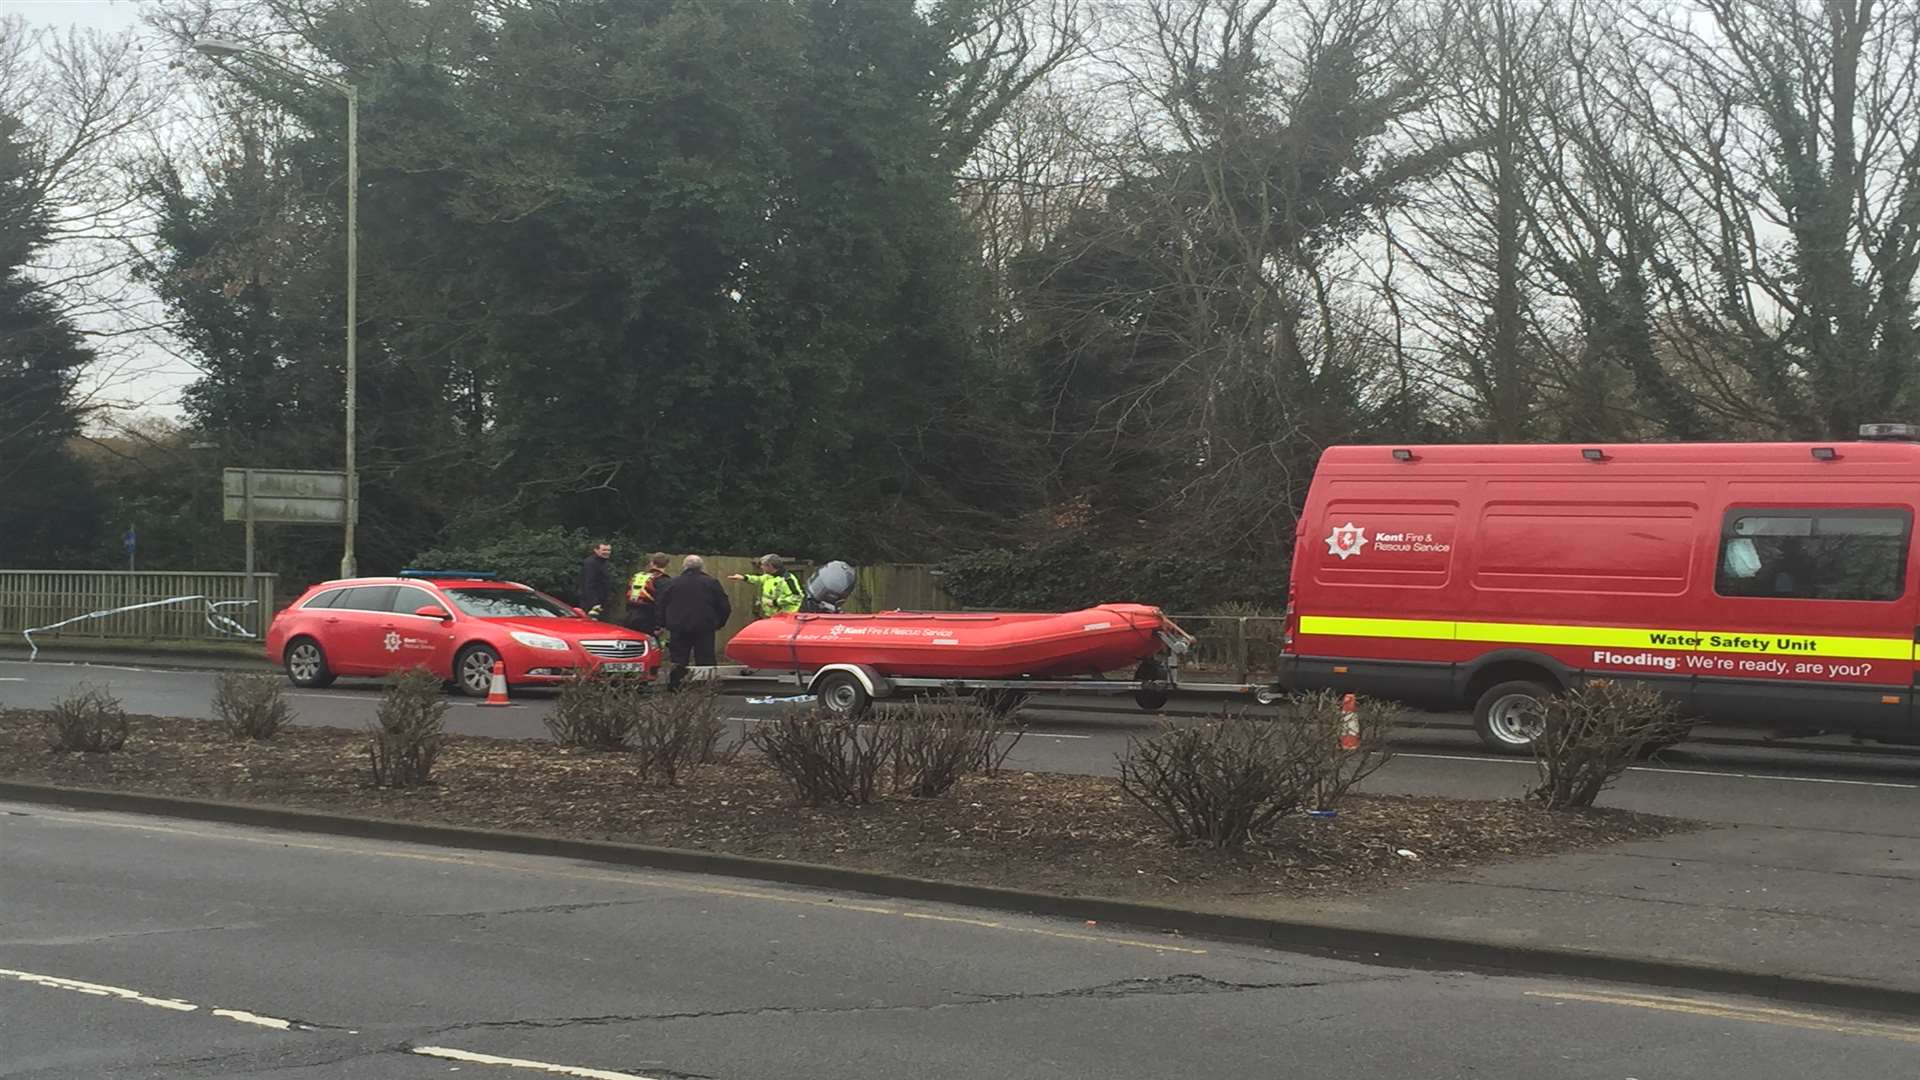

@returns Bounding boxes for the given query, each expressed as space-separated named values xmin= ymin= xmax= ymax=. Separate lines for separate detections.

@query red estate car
xmin=265 ymin=571 xmax=659 ymax=696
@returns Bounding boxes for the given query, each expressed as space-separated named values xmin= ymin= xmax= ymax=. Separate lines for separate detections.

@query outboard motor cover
xmin=805 ymin=561 xmax=857 ymax=611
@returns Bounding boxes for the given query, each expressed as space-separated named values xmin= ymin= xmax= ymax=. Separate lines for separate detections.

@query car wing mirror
xmin=573 ymin=607 xmax=587 ymax=617
xmin=415 ymin=605 xmax=452 ymax=621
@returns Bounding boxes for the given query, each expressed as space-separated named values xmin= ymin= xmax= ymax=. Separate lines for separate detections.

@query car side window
xmin=302 ymin=589 xmax=346 ymax=610
xmin=391 ymin=587 xmax=449 ymax=617
xmin=334 ymin=585 xmax=399 ymax=612
xmin=1715 ymin=509 xmax=1911 ymax=602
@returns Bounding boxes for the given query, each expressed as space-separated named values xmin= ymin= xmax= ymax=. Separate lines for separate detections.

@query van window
xmin=1715 ymin=509 xmax=1911 ymax=602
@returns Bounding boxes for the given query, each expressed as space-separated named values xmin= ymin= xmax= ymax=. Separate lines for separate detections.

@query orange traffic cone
xmin=480 ymin=661 xmax=511 ymax=707
xmin=1339 ymin=693 xmax=1360 ymax=751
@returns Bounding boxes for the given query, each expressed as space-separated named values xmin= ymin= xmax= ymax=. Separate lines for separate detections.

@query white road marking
xmin=412 ymin=1046 xmax=664 ymax=1078
xmin=0 ymin=677 xmax=23 ymax=682
xmin=0 ymin=966 xmax=313 ymax=1030
xmin=1 ymin=967 xmax=196 ymax=1012
xmin=1397 ymin=752 xmax=1920 ymax=789
xmin=0 ymin=660 xmax=194 ymax=676
xmin=212 ymin=1007 xmax=296 ymax=1029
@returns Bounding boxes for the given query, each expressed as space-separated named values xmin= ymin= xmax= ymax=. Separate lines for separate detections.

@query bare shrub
xmin=213 ymin=673 xmax=293 ymax=741
xmin=1279 ymin=690 xmax=1397 ymax=807
xmin=44 ymin=686 xmax=129 ymax=753
xmin=546 ymin=670 xmax=645 ymax=750
xmin=368 ymin=668 xmax=447 ymax=788
xmin=890 ymin=694 xmax=1024 ymax=798
xmin=1530 ymin=681 xmax=1690 ymax=810
xmin=1117 ymin=693 xmax=1399 ymax=848
xmin=631 ymin=681 xmax=729 ymax=785
xmin=746 ymin=706 xmax=899 ymax=807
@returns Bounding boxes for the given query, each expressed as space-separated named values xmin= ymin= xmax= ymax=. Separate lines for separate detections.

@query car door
xmin=324 ymin=586 xmax=399 ymax=674
xmin=380 ymin=585 xmax=459 ymax=677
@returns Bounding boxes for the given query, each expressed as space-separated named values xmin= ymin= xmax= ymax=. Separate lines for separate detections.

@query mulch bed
xmin=0 ymin=713 xmax=1694 ymax=906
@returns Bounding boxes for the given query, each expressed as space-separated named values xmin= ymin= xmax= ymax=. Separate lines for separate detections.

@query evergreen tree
xmin=0 ymin=110 xmax=101 ymax=565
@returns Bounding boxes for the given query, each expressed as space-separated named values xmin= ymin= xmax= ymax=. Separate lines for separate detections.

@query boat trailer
xmin=690 ymin=628 xmax=1282 ymax=716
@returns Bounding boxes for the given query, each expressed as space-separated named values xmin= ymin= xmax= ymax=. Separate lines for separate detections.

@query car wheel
xmin=455 ymin=644 xmax=501 ymax=698
xmin=284 ymin=637 xmax=335 ymax=689
xmin=1473 ymin=679 xmax=1555 ymax=753
xmin=814 ymin=670 xmax=871 ymax=719
xmin=1133 ymin=658 xmax=1172 ymax=711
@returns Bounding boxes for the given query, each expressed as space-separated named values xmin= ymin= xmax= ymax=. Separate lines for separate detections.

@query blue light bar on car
xmin=397 ymin=568 xmax=500 ymax=580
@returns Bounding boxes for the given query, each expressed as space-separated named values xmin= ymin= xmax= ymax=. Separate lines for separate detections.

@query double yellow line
xmin=1525 ymin=989 xmax=1920 ymax=1044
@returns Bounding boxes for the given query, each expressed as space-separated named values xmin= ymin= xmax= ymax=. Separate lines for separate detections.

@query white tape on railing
xmin=23 ymin=595 xmax=259 ymax=660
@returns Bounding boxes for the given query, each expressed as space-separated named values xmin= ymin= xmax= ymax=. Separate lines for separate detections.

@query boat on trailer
xmin=725 ymin=604 xmax=1173 ymax=680
xmin=719 ymin=604 xmax=1273 ymax=715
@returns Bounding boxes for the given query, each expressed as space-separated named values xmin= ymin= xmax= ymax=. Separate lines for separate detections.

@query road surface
xmin=6 ymin=657 xmax=1920 ymax=832
xmin=5 ymin=801 xmax=1918 ymax=1079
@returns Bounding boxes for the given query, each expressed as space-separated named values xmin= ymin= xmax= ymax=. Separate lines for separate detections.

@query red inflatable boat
xmin=724 ymin=603 xmax=1174 ymax=679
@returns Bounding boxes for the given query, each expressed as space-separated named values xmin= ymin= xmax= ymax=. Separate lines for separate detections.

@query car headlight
xmin=510 ymin=630 xmax=570 ymax=652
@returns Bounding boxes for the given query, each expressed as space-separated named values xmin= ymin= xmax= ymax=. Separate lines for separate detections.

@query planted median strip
xmin=0 ymin=680 xmax=1690 ymax=909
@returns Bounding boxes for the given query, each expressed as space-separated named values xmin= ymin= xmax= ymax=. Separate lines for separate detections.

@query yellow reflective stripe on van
xmin=1297 ymin=615 xmax=1917 ymax=661
xmin=1293 ymin=615 xmax=1456 ymax=641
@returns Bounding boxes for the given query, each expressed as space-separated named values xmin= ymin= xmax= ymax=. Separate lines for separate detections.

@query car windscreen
xmin=443 ymin=587 xmax=575 ymax=619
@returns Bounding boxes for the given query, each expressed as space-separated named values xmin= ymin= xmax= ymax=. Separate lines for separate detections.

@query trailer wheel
xmin=1133 ymin=659 xmax=1172 ymax=711
xmin=1473 ymin=679 xmax=1553 ymax=752
xmin=815 ymin=671 xmax=872 ymax=719
xmin=977 ymin=689 xmax=1029 ymax=719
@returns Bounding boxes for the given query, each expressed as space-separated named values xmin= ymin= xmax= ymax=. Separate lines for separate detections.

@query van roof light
xmin=1858 ymin=422 xmax=1919 ymax=441
xmin=1581 ymin=448 xmax=1608 ymax=461
xmin=1391 ymin=448 xmax=1416 ymax=461
xmin=1812 ymin=447 xmax=1839 ymax=461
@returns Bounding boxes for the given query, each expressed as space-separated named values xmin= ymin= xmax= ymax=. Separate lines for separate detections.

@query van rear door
xmin=1693 ymin=494 xmax=1916 ymax=736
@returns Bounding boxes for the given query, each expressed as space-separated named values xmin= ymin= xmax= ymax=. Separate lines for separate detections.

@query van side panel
xmin=1284 ymin=445 xmax=1920 ymax=740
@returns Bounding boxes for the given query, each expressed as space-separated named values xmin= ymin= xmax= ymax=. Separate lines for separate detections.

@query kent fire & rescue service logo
xmin=1325 ymin=522 xmax=1368 ymax=560
xmin=383 ymin=631 xmax=402 ymax=653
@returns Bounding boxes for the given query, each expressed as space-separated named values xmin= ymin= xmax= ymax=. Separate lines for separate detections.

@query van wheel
xmin=1473 ymin=679 xmax=1554 ymax=752
xmin=814 ymin=671 xmax=871 ymax=719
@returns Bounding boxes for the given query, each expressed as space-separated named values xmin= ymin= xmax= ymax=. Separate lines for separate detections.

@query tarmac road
xmin=4 ymin=656 xmax=1919 ymax=832
xmin=6 ymin=801 xmax=1920 ymax=1080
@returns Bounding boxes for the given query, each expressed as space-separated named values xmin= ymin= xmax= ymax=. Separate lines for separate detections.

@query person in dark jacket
xmin=657 ymin=554 xmax=732 ymax=689
xmin=578 ymin=541 xmax=615 ymax=619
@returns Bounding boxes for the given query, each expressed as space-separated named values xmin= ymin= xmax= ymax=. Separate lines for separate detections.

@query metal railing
xmin=0 ymin=570 xmax=278 ymax=644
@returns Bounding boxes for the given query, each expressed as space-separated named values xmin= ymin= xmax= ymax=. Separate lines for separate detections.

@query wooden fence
xmin=0 ymin=571 xmax=279 ymax=644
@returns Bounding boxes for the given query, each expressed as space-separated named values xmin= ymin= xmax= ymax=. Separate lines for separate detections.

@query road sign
xmin=222 ymin=469 xmax=357 ymax=525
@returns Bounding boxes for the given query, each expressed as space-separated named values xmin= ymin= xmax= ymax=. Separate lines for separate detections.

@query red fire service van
xmin=1278 ymin=426 xmax=1920 ymax=751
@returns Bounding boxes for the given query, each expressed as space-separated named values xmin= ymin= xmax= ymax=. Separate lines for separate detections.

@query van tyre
xmin=284 ymin=637 xmax=335 ymax=689
xmin=815 ymin=671 xmax=871 ymax=719
xmin=1473 ymin=679 xmax=1554 ymax=752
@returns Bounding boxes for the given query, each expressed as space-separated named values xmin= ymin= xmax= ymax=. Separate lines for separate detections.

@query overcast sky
xmin=5 ymin=1 xmax=202 ymax=424
xmin=2 ymin=0 xmax=144 ymax=35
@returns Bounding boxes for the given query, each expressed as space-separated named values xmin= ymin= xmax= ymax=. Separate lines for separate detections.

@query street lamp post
xmin=193 ymin=39 xmax=359 ymax=578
